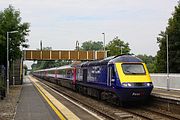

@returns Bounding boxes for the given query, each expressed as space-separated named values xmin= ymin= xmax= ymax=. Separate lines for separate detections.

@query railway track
xmin=122 ymin=107 xmax=180 ymax=120
xmin=34 ymin=76 xmax=180 ymax=120
xmin=35 ymin=77 xmax=134 ymax=120
xmin=141 ymin=107 xmax=180 ymax=120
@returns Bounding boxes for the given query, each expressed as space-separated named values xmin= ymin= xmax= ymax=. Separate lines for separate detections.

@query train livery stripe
xmin=115 ymin=63 xmax=152 ymax=83
xmin=29 ymin=76 xmax=81 ymax=120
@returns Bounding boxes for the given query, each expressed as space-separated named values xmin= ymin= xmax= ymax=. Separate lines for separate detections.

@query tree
xmin=136 ymin=54 xmax=156 ymax=73
xmin=80 ymin=40 xmax=103 ymax=51
xmin=31 ymin=47 xmax=53 ymax=70
xmin=31 ymin=47 xmax=71 ymax=71
xmin=0 ymin=5 xmax=30 ymax=66
xmin=155 ymin=2 xmax=180 ymax=73
xmin=106 ymin=37 xmax=131 ymax=56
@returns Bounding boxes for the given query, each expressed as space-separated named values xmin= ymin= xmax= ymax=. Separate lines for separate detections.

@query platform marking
xmin=36 ymin=78 xmax=104 ymax=120
xmin=34 ymin=83 xmax=66 ymax=120
xmin=151 ymin=92 xmax=180 ymax=101
xmin=29 ymin=76 xmax=80 ymax=120
xmin=30 ymin=76 xmax=103 ymax=120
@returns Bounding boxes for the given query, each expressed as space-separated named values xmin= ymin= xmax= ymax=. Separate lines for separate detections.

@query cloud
xmin=0 ymin=0 xmax=178 ymax=55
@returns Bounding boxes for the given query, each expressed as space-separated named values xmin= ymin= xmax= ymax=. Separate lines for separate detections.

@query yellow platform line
xmin=34 ymin=82 xmax=66 ymax=120
xmin=29 ymin=76 xmax=80 ymax=120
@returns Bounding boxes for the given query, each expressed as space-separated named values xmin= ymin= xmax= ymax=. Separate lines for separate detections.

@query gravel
xmin=0 ymin=86 xmax=22 ymax=120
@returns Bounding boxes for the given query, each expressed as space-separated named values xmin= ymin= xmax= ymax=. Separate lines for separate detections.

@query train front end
xmin=112 ymin=56 xmax=153 ymax=101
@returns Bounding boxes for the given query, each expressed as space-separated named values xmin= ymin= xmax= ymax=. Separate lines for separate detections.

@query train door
xmin=83 ymin=69 xmax=87 ymax=83
xmin=55 ymin=69 xmax=57 ymax=79
xmin=73 ymin=68 xmax=76 ymax=84
xmin=108 ymin=64 xmax=116 ymax=87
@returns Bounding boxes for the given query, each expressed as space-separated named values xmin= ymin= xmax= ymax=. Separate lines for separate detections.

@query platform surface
xmin=14 ymin=77 xmax=59 ymax=120
xmin=152 ymin=88 xmax=180 ymax=101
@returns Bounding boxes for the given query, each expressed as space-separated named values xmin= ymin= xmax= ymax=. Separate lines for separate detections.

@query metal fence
xmin=150 ymin=73 xmax=180 ymax=90
xmin=0 ymin=65 xmax=6 ymax=98
xmin=0 ymin=65 xmax=6 ymax=85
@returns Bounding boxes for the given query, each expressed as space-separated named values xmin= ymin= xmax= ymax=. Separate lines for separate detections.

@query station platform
xmin=14 ymin=76 xmax=59 ymax=120
xmin=14 ymin=76 xmax=101 ymax=120
xmin=151 ymin=88 xmax=180 ymax=101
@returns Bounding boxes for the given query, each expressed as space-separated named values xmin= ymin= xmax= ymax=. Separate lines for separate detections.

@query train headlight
xmin=122 ymin=83 xmax=128 ymax=87
xmin=122 ymin=83 xmax=132 ymax=87
xmin=127 ymin=83 xmax=132 ymax=87
xmin=146 ymin=82 xmax=153 ymax=86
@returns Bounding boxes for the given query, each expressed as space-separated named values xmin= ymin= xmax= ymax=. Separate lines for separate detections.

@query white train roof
xmin=33 ymin=65 xmax=73 ymax=72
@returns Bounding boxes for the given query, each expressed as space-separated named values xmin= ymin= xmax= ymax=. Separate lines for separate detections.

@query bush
xmin=0 ymin=78 xmax=5 ymax=99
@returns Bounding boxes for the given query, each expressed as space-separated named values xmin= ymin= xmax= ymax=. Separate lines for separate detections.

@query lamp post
xmin=102 ymin=33 xmax=106 ymax=57
xmin=102 ymin=33 xmax=105 ymax=51
xmin=121 ymin=46 xmax=123 ymax=54
xmin=7 ymin=31 xmax=18 ymax=94
xmin=76 ymin=40 xmax=79 ymax=50
xmin=115 ymin=36 xmax=123 ymax=55
xmin=166 ymin=34 xmax=170 ymax=91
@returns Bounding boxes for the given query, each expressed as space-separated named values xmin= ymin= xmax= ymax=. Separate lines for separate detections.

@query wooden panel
xmin=51 ymin=51 xmax=59 ymax=60
xmin=61 ymin=51 xmax=69 ymax=59
xmin=23 ymin=50 xmax=106 ymax=60
xmin=25 ymin=50 xmax=32 ymax=60
xmin=32 ymin=50 xmax=41 ymax=60
xmin=42 ymin=51 xmax=50 ymax=60
xmin=97 ymin=51 xmax=105 ymax=60
xmin=87 ymin=51 xmax=94 ymax=60
xmin=70 ymin=51 xmax=78 ymax=60
xmin=79 ymin=51 xmax=87 ymax=60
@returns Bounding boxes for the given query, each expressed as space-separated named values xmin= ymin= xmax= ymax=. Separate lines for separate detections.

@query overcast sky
xmin=0 ymin=0 xmax=178 ymax=68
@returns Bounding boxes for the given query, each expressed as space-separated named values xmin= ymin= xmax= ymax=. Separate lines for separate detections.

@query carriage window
xmin=121 ymin=63 xmax=145 ymax=74
xmin=111 ymin=67 xmax=116 ymax=78
xmin=66 ymin=69 xmax=73 ymax=78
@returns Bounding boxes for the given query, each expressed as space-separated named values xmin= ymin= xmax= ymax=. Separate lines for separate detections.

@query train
xmin=32 ymin=55 xmax=153 ymax=103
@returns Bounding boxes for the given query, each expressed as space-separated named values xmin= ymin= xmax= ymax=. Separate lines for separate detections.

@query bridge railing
xmin=23 ymin=50 xmax=107 ymax=61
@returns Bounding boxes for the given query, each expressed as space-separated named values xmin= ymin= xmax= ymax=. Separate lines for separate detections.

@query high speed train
xmin=33 ymin=55 xmax=153 ymax=103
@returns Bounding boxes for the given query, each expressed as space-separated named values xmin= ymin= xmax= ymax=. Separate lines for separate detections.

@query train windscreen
xmin=121 ymin=63 xmax=146 ymax=74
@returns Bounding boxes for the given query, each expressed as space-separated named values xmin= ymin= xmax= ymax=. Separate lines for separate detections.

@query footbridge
xmin=23 ymin=50 xmax=107 ymax=60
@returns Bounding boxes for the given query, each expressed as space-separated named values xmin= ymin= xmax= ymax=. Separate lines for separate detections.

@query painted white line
xmin=151 ymin=93 xmax=180 ymax=101
xmin=29 ymin=76 xmax=80 ymax=120
xmin=37 ymin=78 xmax=104 ymax=120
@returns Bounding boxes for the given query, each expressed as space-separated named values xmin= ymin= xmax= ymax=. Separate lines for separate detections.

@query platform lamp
xmin=7 ymin=30 xmax=18 ymax=94
xmin=166 ymin=34 xmax=170 ymax=91
xmin=102 ymin=33 xmax=106 ymax=58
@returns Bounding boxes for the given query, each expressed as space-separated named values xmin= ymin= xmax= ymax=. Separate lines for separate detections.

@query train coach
xmin=33 ymin=55 xmax=153 ymax=103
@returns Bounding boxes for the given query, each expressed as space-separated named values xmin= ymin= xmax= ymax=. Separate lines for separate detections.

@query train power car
xmin=33 ymin=55 xmax=153 ymax=103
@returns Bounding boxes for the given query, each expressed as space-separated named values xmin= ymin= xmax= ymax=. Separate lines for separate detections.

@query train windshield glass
xmin=121 ymin=63 xmax=146 ymax=74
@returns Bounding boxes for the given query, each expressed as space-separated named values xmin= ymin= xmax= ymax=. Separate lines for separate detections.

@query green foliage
xmin=31 ymin=37 xmax=131 ymax=70
xmin=106 ymin=37 xmax=131 ymax=56
xmin=31 ymin=47 xmax=71 ymax=71
xmin=156 ymin=2 xmax=180 ymax=73
xmin=31 ymin=60 xmax=71 ymax=71
xmin=80 ymin=40 xmax=103 ymax=51
xmin=0 ymin=79 xmax=5 ymax=90
xmin=31 ymin=60 xmax=55 ymax=70
xmin=0 ymin=5 xmax=30 ymax=65
xmin=136 ymin=54 xmax=156 ymax=73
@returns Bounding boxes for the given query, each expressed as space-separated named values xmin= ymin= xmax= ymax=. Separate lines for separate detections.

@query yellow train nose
xmin=115 ymin=63 xmax=152 ymax=83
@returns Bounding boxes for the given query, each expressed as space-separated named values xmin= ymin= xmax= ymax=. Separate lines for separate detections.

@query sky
xmin=0 ymin=0 xmax=178 ymax=68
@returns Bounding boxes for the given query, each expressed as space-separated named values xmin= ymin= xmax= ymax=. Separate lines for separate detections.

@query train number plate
xmin=132 ymin=92 xmax=141 ymax=96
